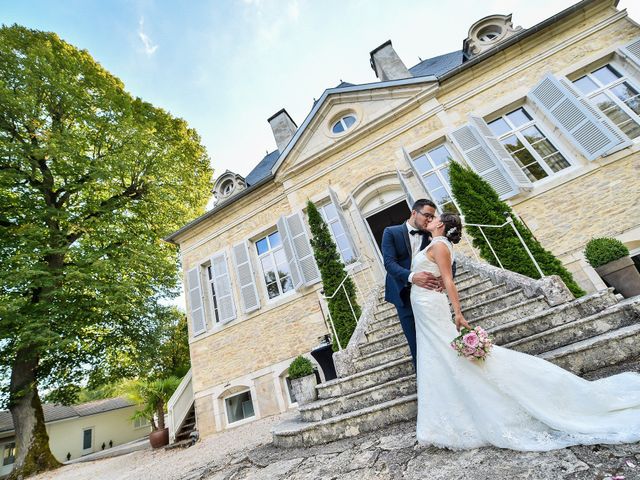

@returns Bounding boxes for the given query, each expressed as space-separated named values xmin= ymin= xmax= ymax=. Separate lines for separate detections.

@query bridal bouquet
xmin=450 ymin=326 xmax=493 ymax=361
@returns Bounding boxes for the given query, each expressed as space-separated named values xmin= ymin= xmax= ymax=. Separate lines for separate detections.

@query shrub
xmin=584 ymin=237 xmax=629 ymax=268
xmin=449 ymin=161 xmax=585 ymax=297
xmin=289 ymin=356 xmax=314 ymax=379
xmin=306 ymin=200 xmax=361 ymax=351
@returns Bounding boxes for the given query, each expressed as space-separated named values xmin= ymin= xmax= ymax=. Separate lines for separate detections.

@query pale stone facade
xmin=167 ymin=0 xmax=640 ymax=438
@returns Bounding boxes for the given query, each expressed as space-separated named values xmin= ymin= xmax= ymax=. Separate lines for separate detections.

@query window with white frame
xmin=225 ymin=390 xmax=255 ymax=424
xmin=572 ymin=64 xmax=640 ymax=140
xmin=412 ymin=144 xmax=459 ymax=213
xmin=285 ymin=376 xmax=297 ymax=405
xmin=255 ymin=231 xmax=294 ymax=300
xmin=205 ymin=264 xmax=220 ymax=324
xmin=2 ymin=442 xmax=15 ymax=466
xmin=487 ymin=107 xmax=571 ymax=182
xmin=318 ymin=203 xmax=356 ymax=264
xmin=133 ymin=417 xmax=149 ymax=429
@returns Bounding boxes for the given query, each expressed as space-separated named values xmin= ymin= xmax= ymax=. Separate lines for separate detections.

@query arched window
xmin=332 ymin=115 xmax=357 ymax=134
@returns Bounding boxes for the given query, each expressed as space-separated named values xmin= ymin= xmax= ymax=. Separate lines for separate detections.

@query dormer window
xmin=478 ymin=25 xmax=502 ymax=42
xmin=332 ymin=115 xmax=357 ymax=134
xmin=222 ymin=181 xmax=234 ymax=196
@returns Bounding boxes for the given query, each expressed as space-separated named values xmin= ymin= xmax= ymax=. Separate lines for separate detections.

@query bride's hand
xmin=455 ymin=313 xmax=471 ymax=332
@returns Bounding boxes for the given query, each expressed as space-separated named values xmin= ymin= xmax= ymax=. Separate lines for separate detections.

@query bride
xmin=411 ymin=212 xmax=640 ymax=451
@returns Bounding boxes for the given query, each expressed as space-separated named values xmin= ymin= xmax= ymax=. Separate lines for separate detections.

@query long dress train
xmin=411 ymin=237 xmax=640 ymax=451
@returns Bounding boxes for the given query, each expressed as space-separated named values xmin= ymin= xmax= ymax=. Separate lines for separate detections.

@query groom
xmin=381 ymin=199 xmax=442 ymax=368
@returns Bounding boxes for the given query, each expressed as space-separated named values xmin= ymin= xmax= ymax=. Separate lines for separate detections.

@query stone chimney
xmin=369 ymin=40 xmax=411 ymax=81
xmin=268 ymin=108 xmax=298 ymax=153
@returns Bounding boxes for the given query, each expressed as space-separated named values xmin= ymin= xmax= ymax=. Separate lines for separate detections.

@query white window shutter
xmin=396 ymin=169 xmax=415 ymax=209
xmin=468 ymin=116 xmax=534 ymax=191
xmin=559 ymin=77 xmax=631 ymax=151
xmin=276 ymin=216 xmax=303 ymax=289
xmin=328 ymin=187 xmax=359 ymax=259
xmin=209 ymin=251 xmax=237 ymax=323
xmin=186 ymin=267 xmax=206 ymax=336
xmin=449 ymin=123 xmax=521 ymax=200
xmin=619 ymin=37 xmax=640 ymax=69
xmin=286 ymin=211 xmax=321 ymax=286
xmin=231 ymin=241 xmax=260 ymax=313
xmin=527 ymin=73 xmax=618 ymax=161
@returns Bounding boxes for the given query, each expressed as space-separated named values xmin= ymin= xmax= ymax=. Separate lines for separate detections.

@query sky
xmin=3 ymin=0 xmax=640 ymax=196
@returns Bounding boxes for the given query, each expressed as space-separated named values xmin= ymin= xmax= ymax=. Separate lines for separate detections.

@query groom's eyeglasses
xmin=416 ymin=211 xmax=435 ymax=221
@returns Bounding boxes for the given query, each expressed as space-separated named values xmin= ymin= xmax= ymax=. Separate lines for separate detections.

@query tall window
xmin=318 ymin=203 xmax=356 ymax=264
xmin=572 ymin=64 xmax=640 ymax=139
xmin=225 ymin=391 xmax=255 ymax=424
xmin=206 ymin=264 xmax=220 ymax=324
xmin=412 ymin=144 xmax=459 ymax=213
xmin=2 ymin=443 xmax=15 ymax=466
xmin=256 ymin=231 xmax=293 ymax=300
xmin=488 ymin=107 xmax=570 ymax=182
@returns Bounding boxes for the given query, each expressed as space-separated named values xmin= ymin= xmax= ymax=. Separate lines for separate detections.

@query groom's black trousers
xmin=396 ymin=289 xmax=417 ymax=370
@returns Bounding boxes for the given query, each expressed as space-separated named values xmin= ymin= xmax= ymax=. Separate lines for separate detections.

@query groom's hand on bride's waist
xmin=412 ymin=272 xmax=443 ymax=291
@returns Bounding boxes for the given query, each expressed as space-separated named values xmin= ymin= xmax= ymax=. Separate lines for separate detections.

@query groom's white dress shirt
xmin=406 ymin=221 xmax=422 ymax=284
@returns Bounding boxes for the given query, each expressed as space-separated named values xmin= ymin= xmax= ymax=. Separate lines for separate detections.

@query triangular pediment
xmin=274 ymin=79 xmax=438 ymax=178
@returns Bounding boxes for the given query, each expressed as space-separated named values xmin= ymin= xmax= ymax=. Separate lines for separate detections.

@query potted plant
xmin=120 ymin=376 xmax=181 ymax=448
xmin=584 ymin=237 xmax=640 ymax=298
xmin=288 ymin=356 xmax=317 ymax=406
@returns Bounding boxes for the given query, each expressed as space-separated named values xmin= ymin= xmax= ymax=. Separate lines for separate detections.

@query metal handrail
xmin=319 ymin=254 xmax=379 ymax=351
xmin=462 ymin=214 xmax=544 ymax=278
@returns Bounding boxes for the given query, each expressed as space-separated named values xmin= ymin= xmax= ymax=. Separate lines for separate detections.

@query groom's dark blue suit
xmin=381 ymin=223 xmax=430 ymax=368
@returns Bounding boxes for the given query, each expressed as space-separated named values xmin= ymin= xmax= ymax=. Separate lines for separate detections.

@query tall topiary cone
xmin=448 ymin=161 xmax=585 ymax=297
xmin=306 ymin=200 xmax=361 ymax=351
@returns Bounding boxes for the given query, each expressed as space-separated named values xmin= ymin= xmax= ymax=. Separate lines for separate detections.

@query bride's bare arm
xmin=428 ymin=243 xmax=471 ymax=331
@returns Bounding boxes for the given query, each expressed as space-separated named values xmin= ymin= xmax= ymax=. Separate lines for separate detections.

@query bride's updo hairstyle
xmin=440 ymin=213 xmax=463 ymax=244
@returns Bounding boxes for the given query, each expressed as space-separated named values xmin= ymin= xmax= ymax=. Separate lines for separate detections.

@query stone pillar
xmin=268 ymin=109 xmax=297 ymax=153
xmin=369 ymin=40 xmax=411 ymax=81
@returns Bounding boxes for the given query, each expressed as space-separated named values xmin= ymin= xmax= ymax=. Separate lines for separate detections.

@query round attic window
xmin=477 ymin=25 xmax=502 ymax=42
xmin=221 ymin=180 xmax=234 ymax=196
xmin=332 ymin=115 xmax=357 ymax=134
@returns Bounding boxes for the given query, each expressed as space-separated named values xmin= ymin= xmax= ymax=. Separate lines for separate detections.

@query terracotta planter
xmin=595 ymin=256 xmax=640 ymax=298
xmin=149 ymin=427 xmax=169 ymax=448
xmin=290 ymin=374 xmax=317 ymax=406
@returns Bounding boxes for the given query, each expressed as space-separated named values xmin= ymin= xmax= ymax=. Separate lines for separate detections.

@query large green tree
xmin=306 ymin=201 xmax=361 ymax=351
xmin=448 ymin=161 xmax=584 ymax=297
xmin=0 ymin=25 xmax=211 ymax=478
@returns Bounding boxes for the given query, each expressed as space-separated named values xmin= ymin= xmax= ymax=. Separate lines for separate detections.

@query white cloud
xmin=138 ymin=17 xmax=158 ymax=56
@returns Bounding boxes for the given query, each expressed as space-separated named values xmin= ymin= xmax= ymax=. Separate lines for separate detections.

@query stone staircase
xmin=272 ymin=255 xmax=640 ymax=447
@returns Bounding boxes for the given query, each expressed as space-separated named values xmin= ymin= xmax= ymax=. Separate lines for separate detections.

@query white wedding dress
xmin=411 ymin=237 xmax=640 ymax=451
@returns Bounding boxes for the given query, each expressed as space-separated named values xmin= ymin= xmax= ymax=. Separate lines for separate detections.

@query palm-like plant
xmin=119 ymin=376 xmax=181 ymax=430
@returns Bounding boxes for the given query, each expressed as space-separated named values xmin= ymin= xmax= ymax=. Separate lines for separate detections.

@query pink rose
xmin=463 ymin=332 xmax=479 ymax=348
xmin=463 ymin=346 xmax=475 ymax=356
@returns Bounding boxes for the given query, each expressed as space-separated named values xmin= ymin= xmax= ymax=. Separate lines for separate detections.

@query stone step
xmin=300 ymin=374 xmax=416 ymax=422
xmin=365 ymin=318 xmax=401 ymax=342
xmin=457 ymin=277 xmax=494 ymax=297
xmin=541 ymin=304 xmax=640 ymax=375
xmin=272 ymin=394 xmax=417 ymax=448
xmin=469 ymin=296 xmax=549 ymax=328
xmin=316 ymin=357 xmax=413 ymax=399
xmin=489 ymin=289 xmax=618 ymax=346
xmin=360 ymin=329 xmax=406 ymax=356
xmin=373 ymin=304 xmax=397 ymax=322
xmin=462 ymin=289 xmax=534 ymax=320
xmin=354 ymin=342 xmax=410 ymax=372
xmin=457 ymin=283 xmax=509 ymax=310
xmin=455 ymin=273 xmax=483 ymax=290
xmin=503 ymin=299 xmax=634 ymax=355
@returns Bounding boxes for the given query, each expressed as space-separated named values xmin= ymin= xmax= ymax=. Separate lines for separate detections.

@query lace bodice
xmin=411 ymin=236 xmax=454 ymax=278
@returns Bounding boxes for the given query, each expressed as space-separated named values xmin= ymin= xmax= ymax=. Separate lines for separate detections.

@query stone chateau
xmin=164 ymin=0 xmax=640 ymax=442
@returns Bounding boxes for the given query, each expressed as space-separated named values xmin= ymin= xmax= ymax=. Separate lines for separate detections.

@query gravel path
xmin=31 ymin=411 xmax=296 ymax=480
xmin=28 ymin=411 xmax=640 ymax=480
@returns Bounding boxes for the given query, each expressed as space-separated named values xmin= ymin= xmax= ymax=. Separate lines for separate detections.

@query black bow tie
xmin=410 ymin=229 xmax=425 ymax=236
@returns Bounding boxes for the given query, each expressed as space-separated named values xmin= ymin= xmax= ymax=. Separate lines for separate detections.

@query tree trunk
xmin=156 ymin=400 xmax=165 ymax=430
xmin=8 ymin=349 xmax=61 ymax=480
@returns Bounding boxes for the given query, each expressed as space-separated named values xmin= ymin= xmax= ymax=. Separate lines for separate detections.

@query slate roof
xmin=245 ymin=149 xmax=280 ymax=187
xmin=0 ymin=397 xmax=134 ymax=433
xmin=409 ymin=50 xmax=464 ymax=78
